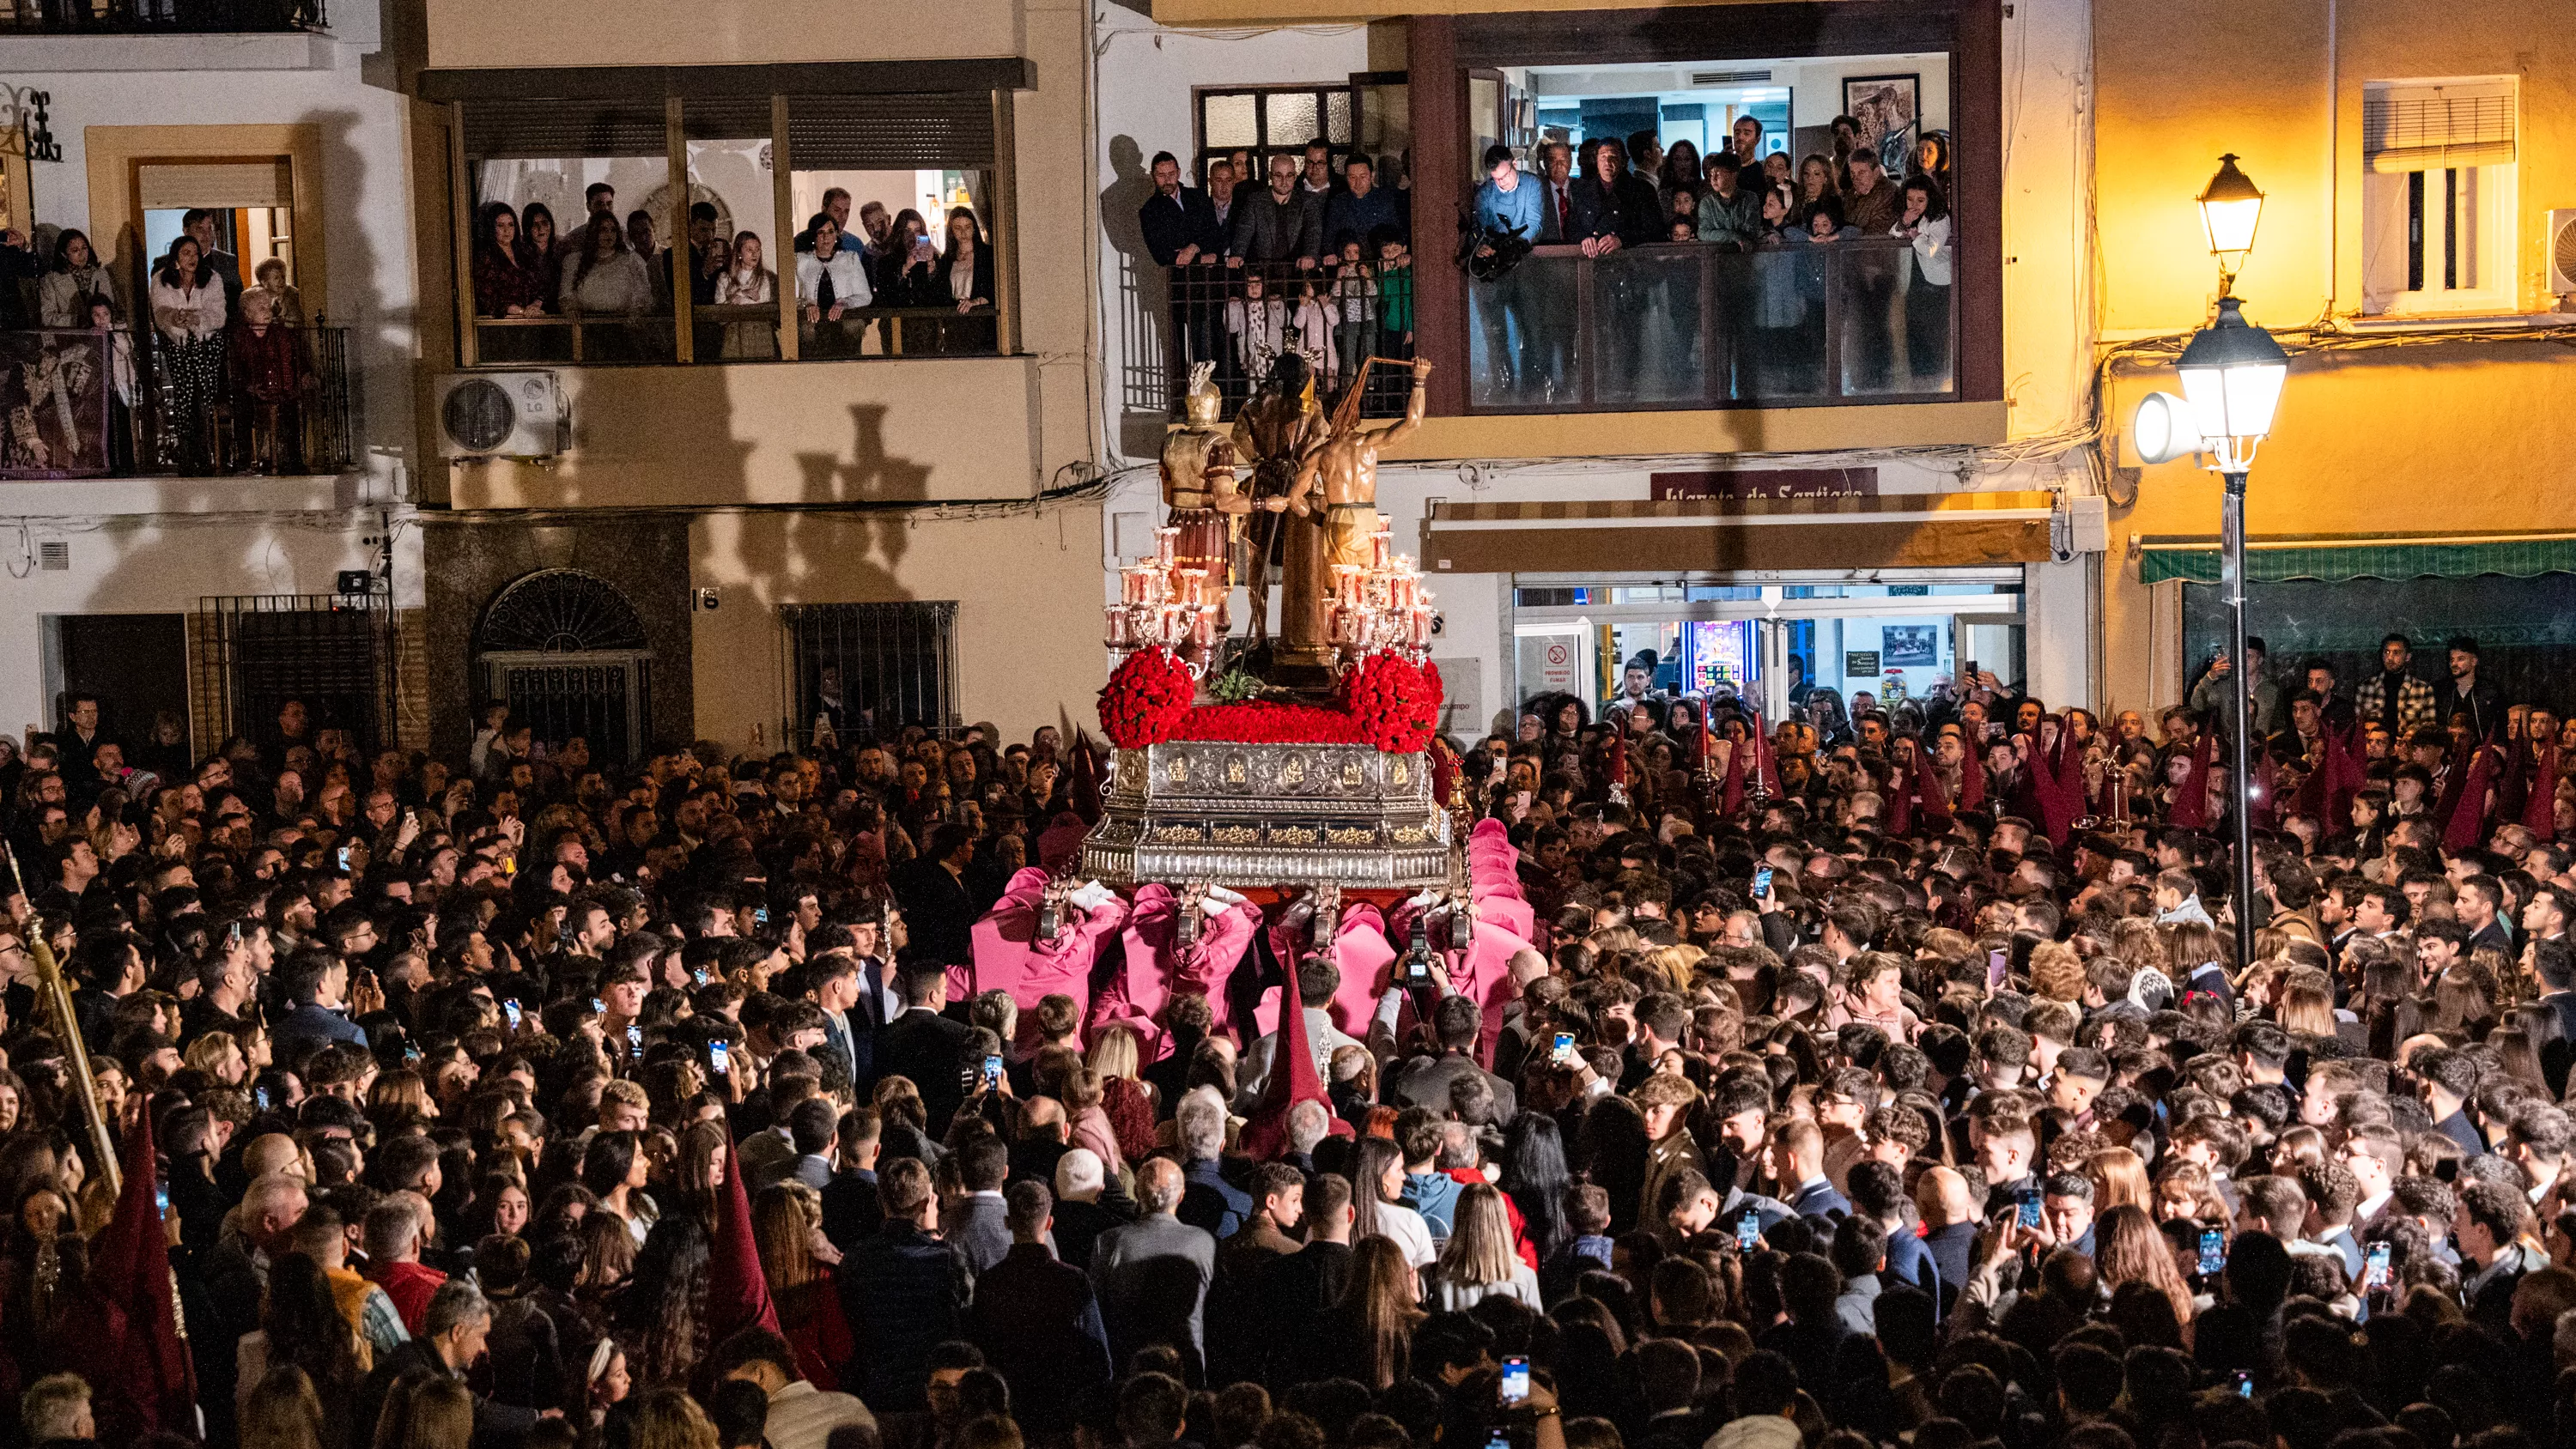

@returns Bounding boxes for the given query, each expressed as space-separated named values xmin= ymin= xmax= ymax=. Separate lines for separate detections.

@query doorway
xmin=47 ymin=613 xmax=191 ymax=767
xmin=1509 ymin=572 xmax=2025 ymax=724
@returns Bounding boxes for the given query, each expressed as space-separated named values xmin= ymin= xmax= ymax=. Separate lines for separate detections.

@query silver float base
xmin=1081 ymin=742 xmax=1457 ymax=888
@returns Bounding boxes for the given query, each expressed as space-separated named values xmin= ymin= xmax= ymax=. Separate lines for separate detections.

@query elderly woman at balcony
xmin=38 ymin=229 xmax=113 ymax=328
xmin=561 ymin=212 xmax=654 ymax=359
xmin=795 ymin=215 xmax=873 ymax=357
xmin=151 ymin=233 xmax=230 ymax=473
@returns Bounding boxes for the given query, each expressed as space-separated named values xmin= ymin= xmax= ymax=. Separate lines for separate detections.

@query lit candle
xmin=1155 ymin=528 xmax=1176 ymax=568
xmin=1370 ymin=531 xmax=1390 ymax=569
xmin=1107 ymin=610 xmax=1131 ymax=648
xmin=1192 ymin=607 xmax=1215 ymax=648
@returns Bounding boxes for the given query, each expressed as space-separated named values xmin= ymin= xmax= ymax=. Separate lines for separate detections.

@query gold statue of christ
xmin=1274 ymin=356 xmax=1431 ymax=672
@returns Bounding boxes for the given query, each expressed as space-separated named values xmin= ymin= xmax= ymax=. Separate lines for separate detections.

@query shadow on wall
xmin=1101 ymin=134 xmax=1177 ymax=461
xmin=763 ymin=401 xmax=933 ymax=605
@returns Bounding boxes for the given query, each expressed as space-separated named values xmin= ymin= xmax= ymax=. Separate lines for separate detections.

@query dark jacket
xmin=1091 ymin=1212 xmax=1217 ymax=1382
xmin=1321 ymin=185 xmax=1406 ymax=254
xmin=1177 ymin=1158 xmax=1254 ymax=1241
xmin=819 ymin=1167 xmax=882 ymax=1255
xmin=2437 ymin=672 xmax=2507 ymax=741
xmin=875 ymin=1008 xmax=974 ymax=1135
xmin=1140 ymin=186 xmax=1225 ymax=265
xmin=1050 ymin=1194 xmax=1133 ymax=1275
xmin=1256 ymin=1240 xmax=1354 ymax=1387
xmin=840 ymin=1223 xmax=974 ymax=1412
xmin=1388 ymin=1049 xmax=1518 ymax=1126
xmin=966 ymin=1243 xmax=1113 ymax=1434
xmin=892 ymin=857 xmax=975 ymax=968
xmin=272 ymin=1000 xmax=369 ymax=1061
xmin=1567 ymin=168 xmax=1663 ymax=247
xmin=354 ymin=1338 xmax=539 ymax=1449
xmin=1227 ymin=186 xmax=1322 ymax=264
xmin=944 ymin=1191 xmax=1014 ymax=1276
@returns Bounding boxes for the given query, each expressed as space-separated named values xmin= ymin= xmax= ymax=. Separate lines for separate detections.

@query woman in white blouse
xmin=560 ymin=212 xmax=654 ymax=358
xmin=714 ymin=231 xmax=777 ymax=360
xmin=1894 ymin=174 xmax=1953 ymax=390
xmin=149 ymin=234 xmax=228 ymax=471
xmin=794 ymin=215 xmax=872 ymax=356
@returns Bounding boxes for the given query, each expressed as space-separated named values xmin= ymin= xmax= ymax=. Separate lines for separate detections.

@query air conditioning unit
xmin=2550 ymin=209 xmax=2576 ymax=295
xmin=1689 ymin=69 xmax=1772 ymax=86
xmin=436 ymin=371 xmax=569 ymax=459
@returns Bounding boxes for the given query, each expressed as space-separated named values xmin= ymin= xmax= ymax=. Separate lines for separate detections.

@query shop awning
xmin=1419 ymin=492 xmax=2057 ymax=575
xmin=2137 ymin=533 xmax=2576 ymax=585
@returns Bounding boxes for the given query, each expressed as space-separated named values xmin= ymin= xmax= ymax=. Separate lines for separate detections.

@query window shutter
xmin=787 ymin=94 xmax=994 ymax=170
xmin=463 ymin=100 xmax=669 ymax=159
xmin=137 ymin=161 xmax=292 ymax=209
xmin=2364 ymin=80 xmax=2515 ymax=173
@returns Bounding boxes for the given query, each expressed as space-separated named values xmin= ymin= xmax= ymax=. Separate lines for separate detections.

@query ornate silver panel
xmin=1083 ymin=743 xmax=1457 ymax=888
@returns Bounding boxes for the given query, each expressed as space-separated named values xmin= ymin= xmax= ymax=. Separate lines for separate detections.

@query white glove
xmin=1406 ymin=888 xmax=1443 ymax=910
xmin=1068 ymin=881 xmax=1116 ymax=912
xmin=1203 ymin=884 xmax=1249 ymax=911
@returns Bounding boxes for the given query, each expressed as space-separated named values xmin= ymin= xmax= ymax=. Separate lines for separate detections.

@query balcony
xmin=0 ymin=325 xmax=356 ymax=481
xmin=470 ymin=305 xmax=1000 ymax=367
xmin=1466 ymin=239 xmax=1953 ymax=413
xmin=0 ymin=0 xmax=324 ymax=30
xmin=1136 ymin=259 xmax=1423 ymax=421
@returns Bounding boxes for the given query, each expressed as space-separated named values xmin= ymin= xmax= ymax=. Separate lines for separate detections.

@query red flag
xmin=1886 ymin=752 xmax=1914 ymax=839
xmin=1240 ymin=949 xmax=1334 ymax=1160
xmin=705 ymin=1125 xmax=782 ymax=1344
xmin=1719 ymin=726 xmax=1748 ymax=817
xmin=2527 ymin=743 xmax=2561 ymax=841
xmin=88 ymin=1103 xmax=193 ymax=1442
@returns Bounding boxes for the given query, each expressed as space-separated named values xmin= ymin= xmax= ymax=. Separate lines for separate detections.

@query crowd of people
xmin=1469 ymin=119 xmax=1953 ymax=401
xmin=4 ymin=617 xmax=2576 ymax=1449
xmin=0 ymin=210 xmax=314 ymax=475
xmin=468 ymin=182 xmax=996 ymax=363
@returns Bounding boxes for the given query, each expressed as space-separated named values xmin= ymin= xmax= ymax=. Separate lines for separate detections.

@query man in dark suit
xmin=805 ymin=949 xmax=870 ymax=1088
xmin=1257 ymin=1173 xmax=1354 ymax=1389
xmin=1048 ymin=1147 xmax=1133 ymax=1274
xmin=1387 ymin=994 xmax=1519 ymax=1126
xmin=1845 ymin=1161 xmax=1938 ymax=1305
xmin=1173 ymin=1088 xmax=1253 ymax=1241
xmin=943 ymin=1137 xmax=1016 ymax=1276
xmin=1765 ymin=1119 xmax=1850 ymax=1223
xmin=2459 ymin=876 xmax=2515 ymax=959
xmin=780 ymin=1098 xmax=838 ymax=1193
xmin=876 ymin=963 xmax=973 ymax=1135
xmin=1139 ymin=150 xmax=1228 ymax=385
xmin=840 ymin=1158 xmax=972 ymax=1413
xmin=893 ymin=824 xmax=979 ymax=971
xmin=820 ymin=1107 xmax=884 ymax=1255
xmin=1091 ymin=1159 xmax=1217 ymax=1384
xmin=967 ymin=1181 xmax=1114 ymax=1439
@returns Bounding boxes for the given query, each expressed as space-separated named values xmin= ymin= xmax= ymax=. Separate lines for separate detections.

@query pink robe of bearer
xmin=960 ymin=867 xmax=1131 ymax=1048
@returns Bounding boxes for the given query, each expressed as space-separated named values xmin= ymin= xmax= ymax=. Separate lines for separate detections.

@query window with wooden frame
xmin=1194 ymin=84 xmax=1358 ymax=190
xmin=438 ymin=76 xmax=1016 ymax=367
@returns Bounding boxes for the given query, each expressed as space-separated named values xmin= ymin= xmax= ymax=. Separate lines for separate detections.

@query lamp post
xmin=2133 ymin=156 xmax=2289 ymax=970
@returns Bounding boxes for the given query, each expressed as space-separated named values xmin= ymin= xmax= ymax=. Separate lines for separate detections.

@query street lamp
xmin=2133 ymin=169 xmax=2298 ymax=967
xmin=2197 ymin=154 xmax=2265 ymax=297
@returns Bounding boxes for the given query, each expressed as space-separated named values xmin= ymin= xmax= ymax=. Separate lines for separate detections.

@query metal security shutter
xmin=463 ymin=99 xmax=668 ymax=159
xmin=683 ymin=97 xmax=774 ymax=142
xmin=2364 ymin=79 xmax=2516 ymax=173
xmin=787 ymin=94 xmax=993 ymax=169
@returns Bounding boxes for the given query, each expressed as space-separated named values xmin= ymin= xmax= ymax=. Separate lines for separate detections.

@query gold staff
xmin=3 ymin=844 xmax=119 ymax=1196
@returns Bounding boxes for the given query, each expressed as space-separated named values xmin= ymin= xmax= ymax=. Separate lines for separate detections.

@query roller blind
xmin=137 ymin=161 xmax=292 ymax=209
xmin=2364 ymin=79 xmax=2516 ymax=173
xmin=787 ymin=94 xmax=995 ymax=170
xmin=463 ymin=100 xmax=668 ymax=159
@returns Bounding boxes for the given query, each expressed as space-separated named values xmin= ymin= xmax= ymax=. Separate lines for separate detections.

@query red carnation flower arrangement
xmin=1341 ymin=654 xmax=1443 ymax=754
xmin=1097 ymin=649 xmax=1195 ymax=749
xmin=1169 ymin=701 xmax=1368 ymax=746
xmin=1099 ymin=651 xmax=1445 ymax=754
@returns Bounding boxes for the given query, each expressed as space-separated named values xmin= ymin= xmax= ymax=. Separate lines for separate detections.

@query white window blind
xmin=2363 ymin=79 xmax=2515 ymax=173
xmin=137 ymin=160 xmax=293 ymax=209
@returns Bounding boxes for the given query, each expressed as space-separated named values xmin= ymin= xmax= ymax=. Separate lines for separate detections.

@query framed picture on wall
xmin=1841 ymin=74 xmax=1920 ymax=175
xmin=1881 ymin=623 xmax=1940 ymax=667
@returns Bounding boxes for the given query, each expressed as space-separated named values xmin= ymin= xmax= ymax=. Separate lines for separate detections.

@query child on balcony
xmin=1224 ymin=270 xmax=1288 ymax=381
xmin=1372 ymin=228 xmax=1412 ymax=361
xmin=1288 ymin=277 xmax=1335 ymax=387
xmin=1329 ymin=240 xmax=1377 ymax=387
